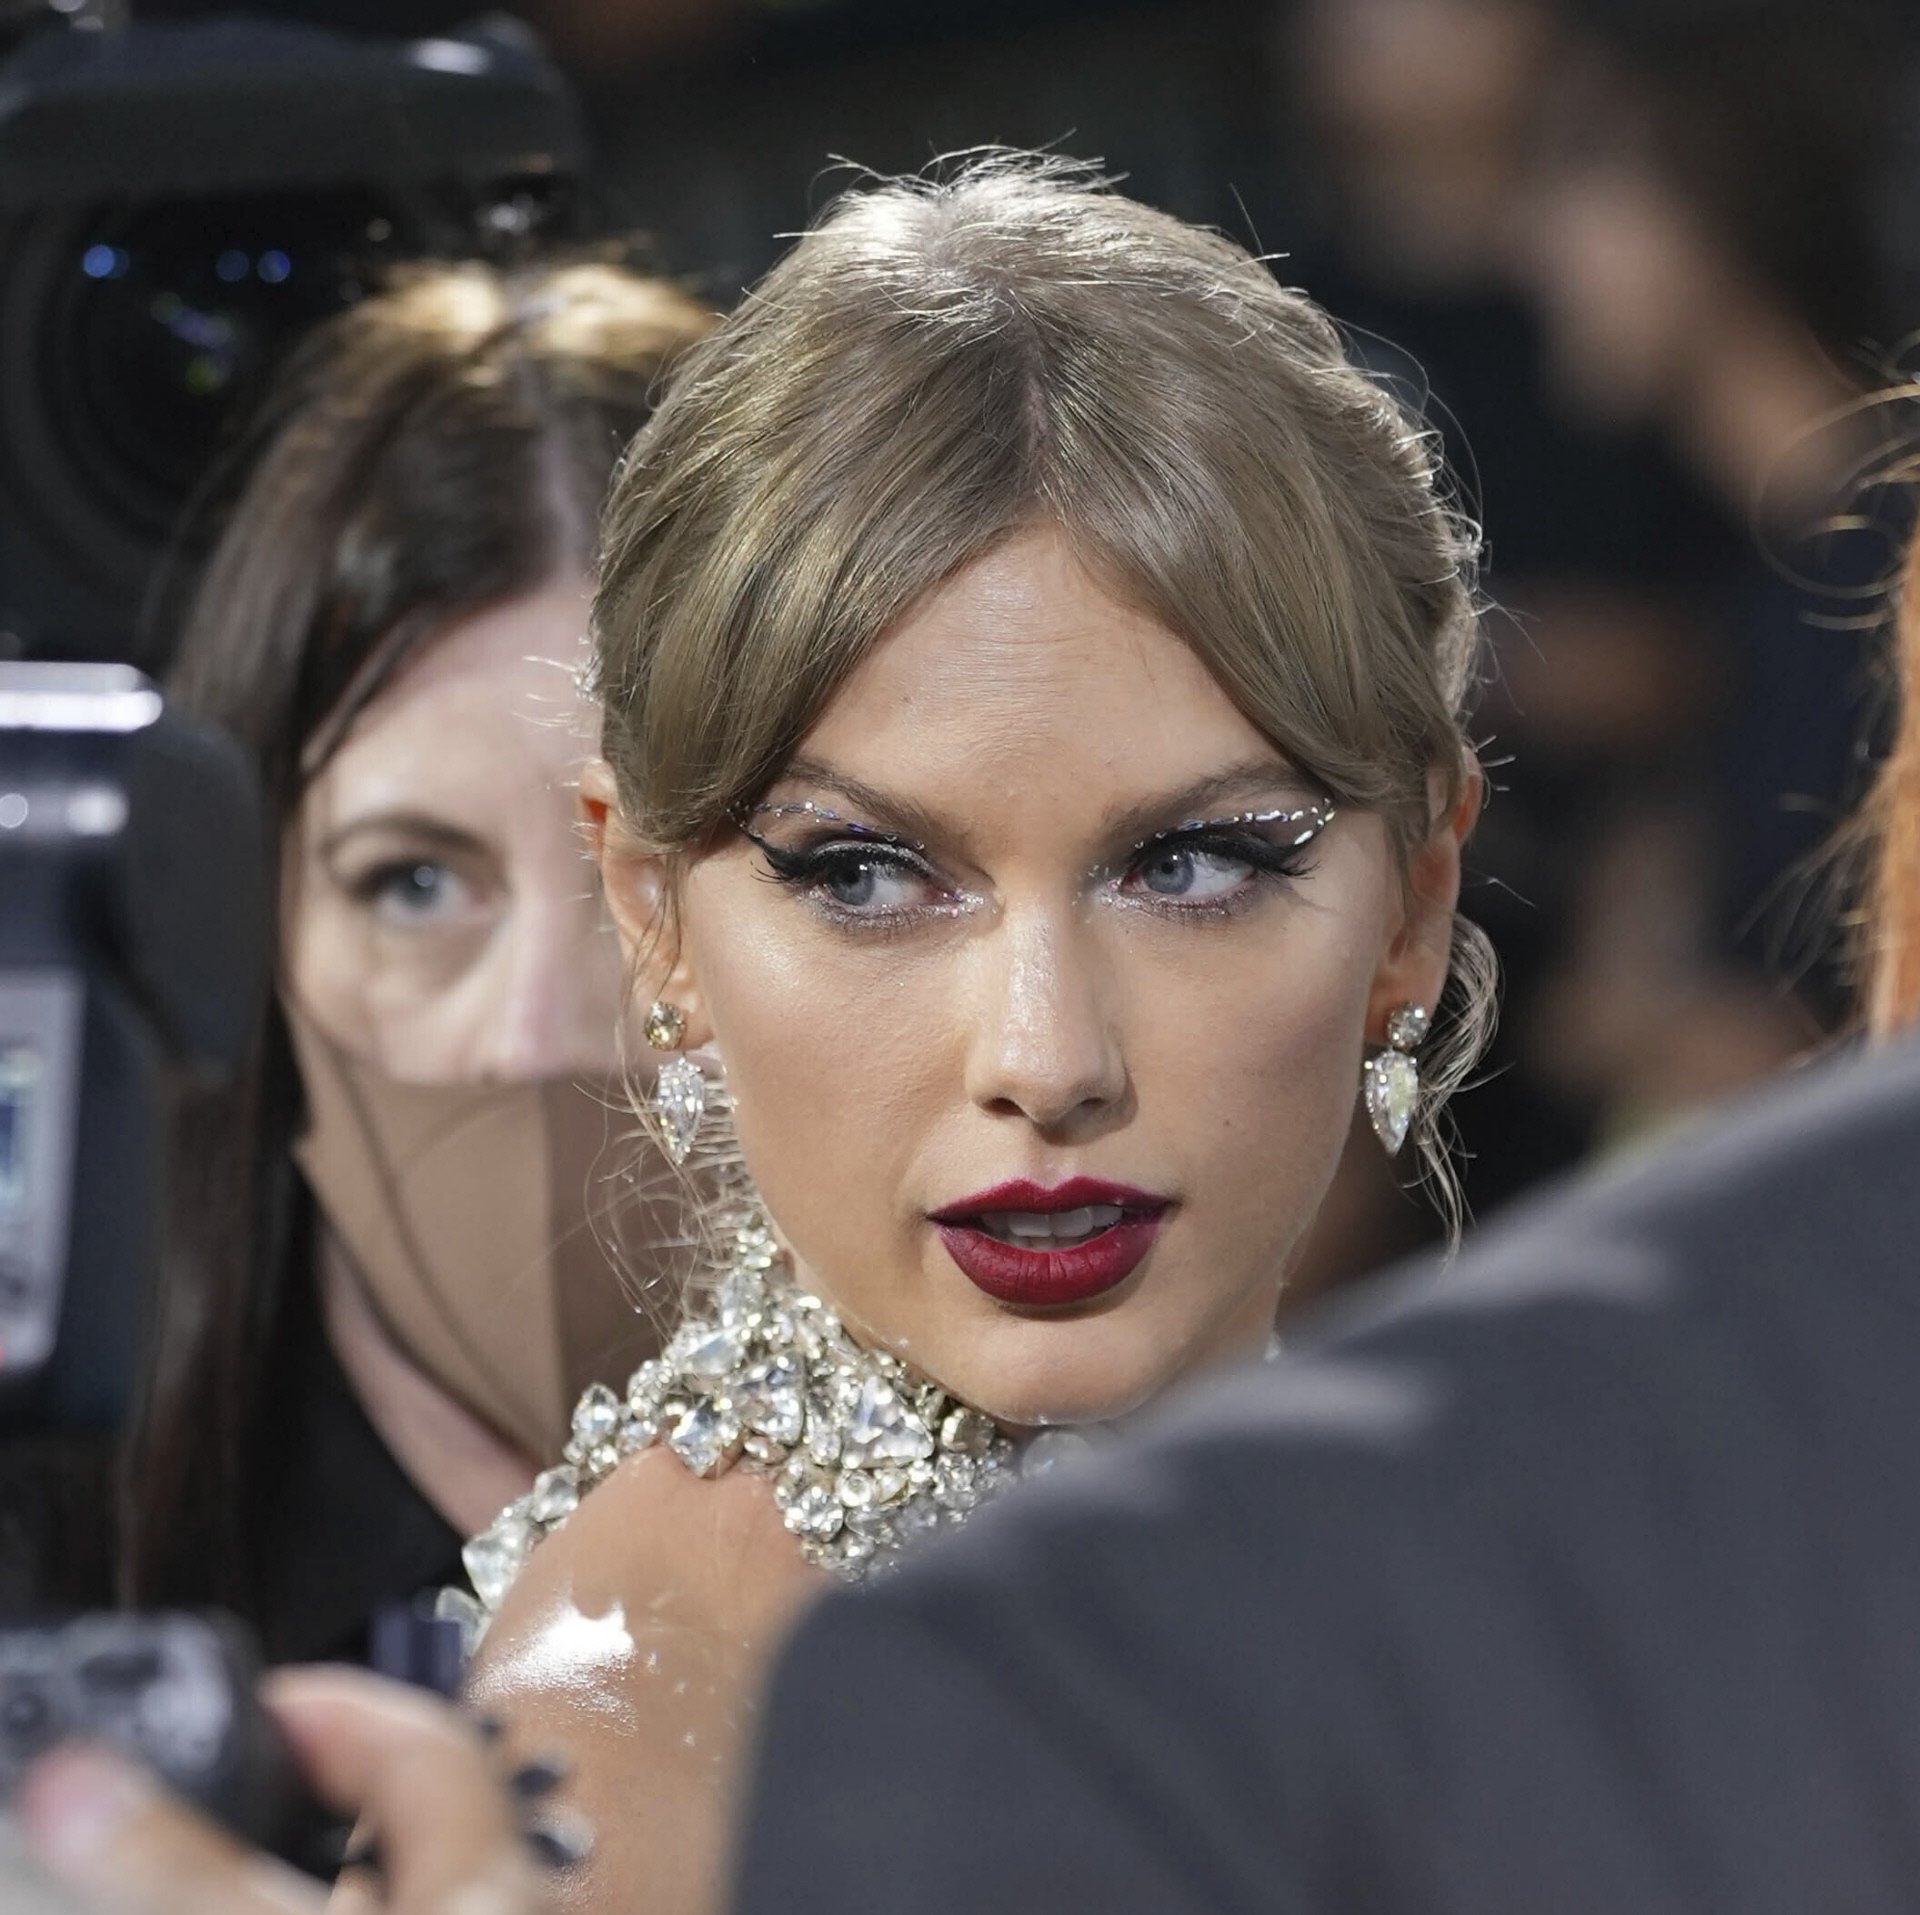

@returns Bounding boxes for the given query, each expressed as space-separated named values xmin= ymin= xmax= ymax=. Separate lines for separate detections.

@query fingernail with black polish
xmin=509 ymin=1754 xmax=570 ymax=1799
xmin=523 ymin=1810 xmax=594 ymax=1871
xmin=338 ymin=1833 xmax=384 ymax=1876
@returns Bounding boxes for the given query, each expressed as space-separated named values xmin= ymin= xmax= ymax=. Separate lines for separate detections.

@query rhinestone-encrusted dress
xmin=438 ymin=1211 xmax=1091 ymax=1652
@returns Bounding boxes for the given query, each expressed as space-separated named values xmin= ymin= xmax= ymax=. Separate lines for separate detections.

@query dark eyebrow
xmin=315 ymin=812 xmax=490 ymax=863
xmin=761 ymin=758 xmax=951 ymax=847
xmin=765 ymin=756 xmax=1324 ymax=857
xmin=1101 ymin=761 xmax=1327 ymax=851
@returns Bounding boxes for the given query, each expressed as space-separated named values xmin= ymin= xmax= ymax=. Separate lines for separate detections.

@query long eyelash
xmin=1134 ymin=829 xmax=1321 ymax=889
xmin=1124 ymin=802 xmax=1336 ymax=862
xmin=1173 ymin=831 xmax=1321 ymax=880
xmin=742 ymin=831 xmax=934 ymax=890
xmin=1113 ymin=825 xmax=1323 ymax=923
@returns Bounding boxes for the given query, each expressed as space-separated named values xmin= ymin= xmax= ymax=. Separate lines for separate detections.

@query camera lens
xmin=0 ymin=1679 xmax=55 ymax=1753
xmin=0 ymin=187 xmax=415 ymax=610
xmin=78 ymin=1646 xmax=164 ymax=1694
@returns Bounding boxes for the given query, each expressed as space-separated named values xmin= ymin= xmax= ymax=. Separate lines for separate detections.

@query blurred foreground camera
xmin=0 ymin=666 xmax=335 ymax=1868
xmin=0 ymin=660 xmax=263 ymax=1430
xmin=0 ymin=1613 xmax=323 ymax=1860
xmin=0 ymin=8 xmax=586 ymax=664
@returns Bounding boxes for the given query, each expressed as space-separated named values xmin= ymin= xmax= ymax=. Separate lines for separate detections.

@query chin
xmin=942 ymin=1311 xmax=1193 ymax=1431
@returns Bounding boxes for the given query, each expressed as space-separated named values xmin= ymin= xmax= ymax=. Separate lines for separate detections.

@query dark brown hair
xmin=123 ymin=258 xmax=710 ymax=1611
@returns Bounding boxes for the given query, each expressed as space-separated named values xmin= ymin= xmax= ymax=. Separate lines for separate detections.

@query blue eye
xmin=1130 ymin=844 xmax=1256 ymax=901
xmin=806 ymin=848 xmax=943 ymax=914
xmin=1114 ymin=823 xmax=1323 ymax=916
xmin=355 ymin=860 xmax=478 ymax=928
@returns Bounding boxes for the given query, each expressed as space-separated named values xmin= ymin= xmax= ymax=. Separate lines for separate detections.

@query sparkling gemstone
xmin=784 ymin=1482 xmax=843 ymax=1540
xmin=654 ymin=1053 xmax=707 ymax=1166
xmin=463 ymin=1508 xmax=536 ymax=1610
xmin=892 ymin=1501 xmax=941 ymax=1543
xmin=585 ymin=1442 xmax=620 ymax=1477
xmin=716 ymin=1268 xmax=762 ymax=1327
xmin=870 ymin=1466 xmax=909 ymax=1505
xmin=669 ymin=1401 xmax=739 ymax=1477
xmin=933 ymin=1454 xmax=979 ymax=1512
xmin=620 ymin=1414 xmax=659 ymax=1453
xmin=1386 ymin=1002 xmax=1431 ymax=1052
xmin=1365 ymin=1051 xmax=1419 ymax=1157
xmin=642 ymin=1001 xmax=686 ymax=1049
xmin=804 ymin=1404 xmax=843 ymax=1467
xmin=627 ymin=1359 xmax=671 ymax=1410
xmin=837 ymin=1470 xmax=876 ymax=1510
xmin=843 ymin=1377 xmax=934 ymax=1468
xmin=572 ymin=1383 xmax=621 ymax=1447
xmin=741 ymin=1433 xmax=786 ymax=1465
xmin=1021 ymin=1430 xmax=1095 ymax=1479
xmin=527 ymin=1466 xmax=581 ymax=1524
xmin=940 ymin=1406 xmax=998 ymax=1456
xmin=735 ymin=1357 xmax=806 ymax=1444
xmin=669 ymin=1322 xmax=745 ymax=1383
xmin=434 ymin=1585 xmax=486 ymax=1658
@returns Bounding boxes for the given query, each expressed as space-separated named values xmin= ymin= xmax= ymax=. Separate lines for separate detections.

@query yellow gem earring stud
xmin=644 ymin=1000 xmax=704 ymax=1165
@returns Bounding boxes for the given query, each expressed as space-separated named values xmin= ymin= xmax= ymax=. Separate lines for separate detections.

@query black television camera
xmin=0 ymin=2 xmax=586 ymax=666
xmin=0 ymin=661 xmax=263 ymax=1432
xmin=0 ymin=660 xmax=323 ymax=1861
xmin=0 ymin=5 xmax=570 ymax=1864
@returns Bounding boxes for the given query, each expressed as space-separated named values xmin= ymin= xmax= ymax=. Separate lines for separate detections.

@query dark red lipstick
xmin=929 ymin=1177 xmax=1170 ymax=1308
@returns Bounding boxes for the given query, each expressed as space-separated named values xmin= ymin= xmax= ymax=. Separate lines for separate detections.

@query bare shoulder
xmin=465 ymin=1452 xmax=825 ymax=1915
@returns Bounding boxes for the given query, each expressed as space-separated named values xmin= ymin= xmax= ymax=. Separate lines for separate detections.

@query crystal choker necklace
xmin=442 ymin=1212 xmax=1040 ymax=1648
xmin=440 ymin=1209 xmax=1285 ymax=1653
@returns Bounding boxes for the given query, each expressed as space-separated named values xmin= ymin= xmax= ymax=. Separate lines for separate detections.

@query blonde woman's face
xmin=604 ymin=528 xmax=1465 ymax=1424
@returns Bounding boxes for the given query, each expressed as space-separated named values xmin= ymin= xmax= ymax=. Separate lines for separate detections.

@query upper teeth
xmin=980 ymin=1205 xmax=1124 ymax=1243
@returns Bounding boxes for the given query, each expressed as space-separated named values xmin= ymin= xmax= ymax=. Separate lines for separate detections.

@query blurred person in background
xmin=1271 ymin=0 xmax=1916 ymax=1291
xmin=0 ymin=257 xmax=713 ymax=1662
xmin=1504 ymin=0 xmax=1912 ymax=1128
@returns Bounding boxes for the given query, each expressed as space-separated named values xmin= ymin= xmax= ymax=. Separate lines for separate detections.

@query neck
xmin=317 ymin=1228 xmax=539 ymax=1537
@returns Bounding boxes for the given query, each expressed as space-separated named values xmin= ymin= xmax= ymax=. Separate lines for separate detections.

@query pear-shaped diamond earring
xmin=1363 ymin=1001 xmax=1429 ymax=1158
xmin=644 ymin=999 xmax=706 ymax=1166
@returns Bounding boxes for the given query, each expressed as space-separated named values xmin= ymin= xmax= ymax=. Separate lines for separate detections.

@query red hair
xmin=1866 ymin=521 xmax=1920 ymax=1033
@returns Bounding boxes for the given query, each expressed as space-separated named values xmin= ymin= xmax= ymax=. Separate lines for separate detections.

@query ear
xmin=579 ymin=759 xmax=714 ymax=1049
xmin=1365 ymin=760 xmax=1483 ymax=1043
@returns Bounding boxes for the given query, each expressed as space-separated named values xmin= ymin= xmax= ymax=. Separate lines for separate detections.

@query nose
xmin=471 ymin=879 xmax=624 ymax=1083
xmin=964 ymin=904 xmax=1127 ymax=1132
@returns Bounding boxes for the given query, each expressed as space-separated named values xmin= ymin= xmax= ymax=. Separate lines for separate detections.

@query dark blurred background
xmin=19 ymin=0 xmax=1920 ymax=1280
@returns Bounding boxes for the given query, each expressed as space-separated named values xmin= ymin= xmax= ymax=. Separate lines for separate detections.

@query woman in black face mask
xmin=95 ymin=257 xmax=710 ymax=1661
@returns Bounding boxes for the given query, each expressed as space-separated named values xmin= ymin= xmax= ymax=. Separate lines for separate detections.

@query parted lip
xmin=927 ymin=1176 xmax=1170 ymax=1222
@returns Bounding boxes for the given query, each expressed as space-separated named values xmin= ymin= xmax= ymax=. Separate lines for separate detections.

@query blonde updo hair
xmin=593 ymin=155 xmax=1495 ymax=1227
